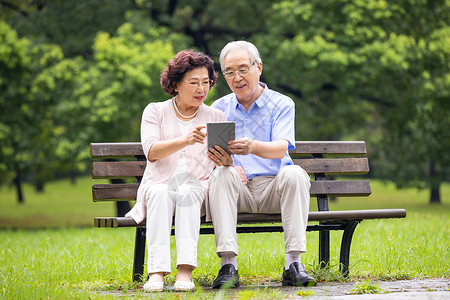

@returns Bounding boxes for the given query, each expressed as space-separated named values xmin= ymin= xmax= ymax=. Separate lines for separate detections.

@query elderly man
xmin=207 ymin=40 xmax=317 ymax=288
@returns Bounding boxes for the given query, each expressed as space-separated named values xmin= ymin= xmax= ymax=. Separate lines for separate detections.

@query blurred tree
xmin=255 ymin=0 xmax=449 ymax=203
xmin=0 ymin=21 xmax=64 ymax=201
xmin=369 ymin=25 xmax=450 ymax=204
xmin=1 ymin=0 xmax=133 ymax=57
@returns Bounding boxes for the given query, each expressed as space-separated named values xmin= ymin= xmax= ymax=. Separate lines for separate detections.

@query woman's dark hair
xmin=160 ymin=50 xmax=218 ymax=96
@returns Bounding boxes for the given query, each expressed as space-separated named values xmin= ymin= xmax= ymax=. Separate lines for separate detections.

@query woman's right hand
xmin=184 ymin=125 xmax=206 ymax=145
xmin=208 ymin=145 xmax=234 ymax=167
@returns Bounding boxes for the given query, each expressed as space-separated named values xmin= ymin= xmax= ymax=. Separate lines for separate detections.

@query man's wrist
xmin=248 ymin=138 xmax=257 ymax=155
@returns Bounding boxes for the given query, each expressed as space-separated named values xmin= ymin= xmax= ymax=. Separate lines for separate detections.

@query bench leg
xmin=339 ymin=221 xmax=359 ymax=277
xmin=319 ymin=229 xmax=330 ymax=269
xmin=132 ymin=227 xmax=146 ymax=282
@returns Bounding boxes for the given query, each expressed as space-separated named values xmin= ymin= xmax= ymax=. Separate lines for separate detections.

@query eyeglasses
xmin=223 ymin=62 xmax=256 ymax=78
xmin=184 ymin=80 xmax=213 ymax=88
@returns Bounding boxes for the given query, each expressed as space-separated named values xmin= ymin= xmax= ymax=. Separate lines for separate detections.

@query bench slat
xmin=90 ymin=141 xmax=367 ymax=159
xmin=92 ymin=180 xmax=371 ymax=201
xmin=94 ymin=209 xmax=406 ymax=228
xmin=92 ymin=161 xmax=146 ymax=178
xmin=234 ymin=209 xmax=407 ymax=223
xmin=293 ymin=157 xmax=369 ymax=174
xmin=92 ymin=183 xmax=138 ymax=201
xmin=92 ymin=157 xmax=370 ymax=179
xmin=291 ymin=141 xmax=367 ymax=155
xmin=90 ymin=142 xmax=144 ymax=158
xmin=311 ymin=180 xmax=371 ymax=196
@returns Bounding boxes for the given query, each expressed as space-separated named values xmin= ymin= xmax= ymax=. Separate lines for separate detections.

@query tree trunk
xmin=35 ymin=180 xmax=44 ymax=193
xmin=13 ymin=171 xmax=24 ymax=204
xmin=430 ymin=185 xmax=440 ymax=204
xmin=429 ymin=161 xmax=441 ymax=204
xmin=70 ymin=170 xmax=77 ymax=185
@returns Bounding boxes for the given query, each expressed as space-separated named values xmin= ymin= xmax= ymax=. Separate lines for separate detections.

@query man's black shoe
xmin=212 ymin=264 xmax=239 ymax=289
xmin=282 ymin=262 xmax=317 ymax=287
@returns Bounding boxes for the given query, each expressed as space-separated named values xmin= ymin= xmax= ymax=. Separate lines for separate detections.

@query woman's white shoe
xmin=143 ymin=280 xmax=164 ymax=292
xmin=174 ymin=280 xmax=195 ymax=292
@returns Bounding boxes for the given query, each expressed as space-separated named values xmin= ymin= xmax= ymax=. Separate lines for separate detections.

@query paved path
xmin=99 ymin=278 xmax=449 ymax=298
xmin=255 ymin=278 xmax=450 ymax=299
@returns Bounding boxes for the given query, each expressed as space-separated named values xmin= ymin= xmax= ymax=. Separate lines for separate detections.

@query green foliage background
xmin=0 ymin=0 xmax=449 ymax=202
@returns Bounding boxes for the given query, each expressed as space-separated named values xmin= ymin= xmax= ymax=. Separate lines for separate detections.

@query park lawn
xmin=0 ymin=177 xmax=449 ymax=299
xmin=0 ymin=176 xmax=114 ymax=228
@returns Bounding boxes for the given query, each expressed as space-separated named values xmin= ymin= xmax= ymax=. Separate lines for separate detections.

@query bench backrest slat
xmin=92 ymin=161 xmax=146 ymax=178
xmin=292 ymin=158 xmax=369 ymax=174
xmin=291 ymin=141 xmax=366 ymax=155
xmin=90 ymin=142 xmax=144 ymax=158
xmin=92 ymin=183 xmax=138 ymax=201
xmin=92 ymin=180 xmax=371 ymax=201
xmin=92 ymin=157 xmax=369 ymax=179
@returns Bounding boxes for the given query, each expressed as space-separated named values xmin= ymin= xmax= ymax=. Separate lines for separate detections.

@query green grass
xmin=349 ymin=280 xmax=384 ymax=294
xmin=0 ymin=176 xmax=114 ymax=228
xmin=0 ymin=177 xmax=449 ymax=299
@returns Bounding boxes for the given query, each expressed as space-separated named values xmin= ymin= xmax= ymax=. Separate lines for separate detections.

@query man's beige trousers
xmin=208 ymin=165 xmax=311 ymax=256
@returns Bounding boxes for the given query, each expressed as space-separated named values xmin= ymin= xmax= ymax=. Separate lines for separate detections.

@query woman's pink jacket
xmin=125 ymin=99 xmax=226 ymax=223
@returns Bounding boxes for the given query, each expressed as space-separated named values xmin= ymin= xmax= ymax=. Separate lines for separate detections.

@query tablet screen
xmin=207 ymin=122 xmax=235 ymax=154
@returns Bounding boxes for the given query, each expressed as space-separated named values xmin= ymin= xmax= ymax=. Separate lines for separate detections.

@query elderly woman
xmin=125 ymin=50 xmax=226 ymax=292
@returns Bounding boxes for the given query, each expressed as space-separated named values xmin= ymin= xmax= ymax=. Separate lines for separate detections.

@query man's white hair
xmin=219 ymin=41 xmax=262 ymax=72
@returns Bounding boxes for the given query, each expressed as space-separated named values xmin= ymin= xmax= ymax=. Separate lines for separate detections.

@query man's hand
xmin=208 ymin=145 xmax=234 ymax=167
xmin=228 ymin=137 xmax=254 ymax=155
xmin=229 ymin=138 xmax=288 ymax=159
xmin=184 ymin=125 xmax=206 ymax=145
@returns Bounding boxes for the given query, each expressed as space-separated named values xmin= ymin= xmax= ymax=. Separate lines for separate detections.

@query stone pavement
xmin=99 ymin=278 xmax=449 ymax=298
xmin=251 ymin=278 xmax=450 ymax=299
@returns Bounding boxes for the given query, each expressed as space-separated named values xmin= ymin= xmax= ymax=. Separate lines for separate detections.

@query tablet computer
xmin=207 ymin=121 xmax=235 ymax=154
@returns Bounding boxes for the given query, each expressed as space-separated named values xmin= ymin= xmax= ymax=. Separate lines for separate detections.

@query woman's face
xmin=176 ymin=66 xmax=211 ymax=108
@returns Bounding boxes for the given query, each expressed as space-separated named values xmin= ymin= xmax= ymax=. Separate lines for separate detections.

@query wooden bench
xmin=90 ymin=141 xmax=406 ymax=282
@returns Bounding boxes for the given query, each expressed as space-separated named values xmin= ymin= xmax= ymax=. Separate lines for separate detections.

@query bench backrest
xmin=90 ymin=141 xmax=371 ymax=212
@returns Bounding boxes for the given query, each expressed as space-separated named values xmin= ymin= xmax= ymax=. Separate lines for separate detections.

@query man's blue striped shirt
xmin=211 ymin=82 xmax=296 ymax=180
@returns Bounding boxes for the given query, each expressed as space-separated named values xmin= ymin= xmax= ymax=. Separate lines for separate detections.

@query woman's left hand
xmin=208 ymin=146 xmax=233 ymax=166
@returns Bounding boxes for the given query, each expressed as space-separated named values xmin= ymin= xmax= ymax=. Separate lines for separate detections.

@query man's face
xmin=223 ymin=49 xmax=262 ymax=104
